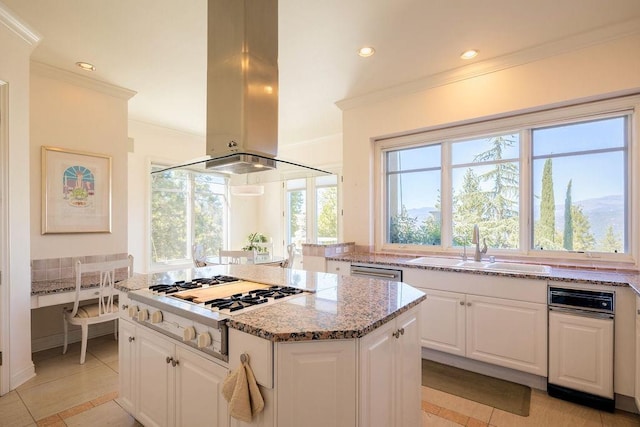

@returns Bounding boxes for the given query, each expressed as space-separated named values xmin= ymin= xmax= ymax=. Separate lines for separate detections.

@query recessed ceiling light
xmin=358 ymin=46 xmax=376 ymax=57
xmin=75 ymin=61 xmax=96 ymax=71
xmin=460 ymin=50 xmax=478 ymax=60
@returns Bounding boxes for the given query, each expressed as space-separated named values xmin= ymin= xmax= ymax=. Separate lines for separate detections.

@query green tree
xmin=452 ymin=135 xmax=519 ymax=249
xmin=289 ymin=190 xmax=305 ymax=242
xmin=600 ymin=224 xmax=622 ymax=253
xmin=317 ymin=186 xmax=337 ymax=242
xmin=536 ymin=158 xmax=556 ymax=249
xmin=193 ymin=174 xmax=225 ymax=253
xmin=151 ymin=170 xmax=188 ymax=262
xmin=563 ymin=180 xmax=573 ymax=250
xmin=389 ymin=205 xmax=419 ymax=244
xmin=571 ymin=205 xmax=595 ymax=251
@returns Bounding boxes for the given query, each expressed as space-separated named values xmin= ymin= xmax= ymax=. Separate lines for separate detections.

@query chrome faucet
xmin=471 ymin=224 xmax=488 ymax=262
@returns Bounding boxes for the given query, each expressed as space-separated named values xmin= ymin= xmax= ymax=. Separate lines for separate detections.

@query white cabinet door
xmin=636 ymin=296 xmax=640 ymax=410
xmin=420 ymin=289 xmax=465 ymax=356
xmin=549 ymin=311 xmax=614 ymax=398
xmin=117 ymin=319 xmax=137 ymax=415
xmin=136 ymin=327 xmax=175 ymax=427
xmin=175 ymin=346 xmax=228 ymax=427
xmin=359 ymin=306 xmax=420 ymax=427
xmin=394 ymin=308 xmax=421 ymax=427
xmin=466 ymin=295 xmax=547 ymax=376
xmin=359 ymin=319 xmax=396 ymax=427
xmin=277 ymin=340 xmax=356 ymax=427
xmin=326 ymin=260 xmax=351 ymax=276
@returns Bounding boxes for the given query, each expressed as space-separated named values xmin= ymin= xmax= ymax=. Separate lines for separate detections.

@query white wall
xmin=0 ymin=2 xmax=39 ymax=392
xmin=340 ymin=33 xmax=640 ymax=248
xmin=29 ymin=64 xmax=133 ymax=259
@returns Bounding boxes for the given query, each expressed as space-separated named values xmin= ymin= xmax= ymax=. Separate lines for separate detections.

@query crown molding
xmin=336 ymin=17 xmax=640 ymax=112
xmin=0 ymin=2 xmax=41 ymax=46
xmin=31 ymin=61 xmax=137 ymax=100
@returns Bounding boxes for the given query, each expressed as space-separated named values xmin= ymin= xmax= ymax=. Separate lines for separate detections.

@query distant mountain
xmin=406 ymin=207 xmax=437 ymax=223
xmin=557 ymin=195 xmax=624 ymax=243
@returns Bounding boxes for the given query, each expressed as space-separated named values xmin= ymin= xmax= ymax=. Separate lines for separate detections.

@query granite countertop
xmin=117 ymin=264 xmax=426 ymax=343
xmin=31 ymin=272 xmax=149 ymax=296
xmin=326 ymin=253 xmax=640 ymax=295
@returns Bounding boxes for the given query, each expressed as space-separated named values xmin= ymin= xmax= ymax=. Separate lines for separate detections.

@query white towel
xmin=222 ymin=360 xmax=265 ymax=422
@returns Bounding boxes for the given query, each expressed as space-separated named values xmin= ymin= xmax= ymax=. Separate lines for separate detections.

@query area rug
xmin=422 ymin=359 xmax=531 ymax=416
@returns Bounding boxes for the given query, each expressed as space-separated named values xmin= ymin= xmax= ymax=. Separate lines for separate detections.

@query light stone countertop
xmin=326 ymin=253 xmax=640 ymax=295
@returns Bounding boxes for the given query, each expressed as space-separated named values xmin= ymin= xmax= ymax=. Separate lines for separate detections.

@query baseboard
xmin=31 ymin=321 xmax=117 ymax=353
xmin=422 ymin=348 xmax=547 ymax=390
xmin=11 ymin=362 xmax=35 ymax=390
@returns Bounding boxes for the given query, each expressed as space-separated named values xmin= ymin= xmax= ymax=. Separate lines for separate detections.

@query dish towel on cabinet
xmin=222 ymin=358 xmax=265 ymax=422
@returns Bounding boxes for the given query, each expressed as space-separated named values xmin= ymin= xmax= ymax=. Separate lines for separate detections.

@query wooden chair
xmin=63 ymin=255 xmax=133 ymax=364
xmin=219 ymin=249 xmax=255 ymax=264
xmin=192 ymin=244 xmax=213 ymax=267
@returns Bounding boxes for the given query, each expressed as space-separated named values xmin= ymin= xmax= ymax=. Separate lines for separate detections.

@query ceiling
xmin=3 ymin=0 xmax=640 ymax=145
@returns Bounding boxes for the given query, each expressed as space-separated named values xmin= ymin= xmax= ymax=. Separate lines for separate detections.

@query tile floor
xmin=0 ymin=336 xmax=639 ymax=426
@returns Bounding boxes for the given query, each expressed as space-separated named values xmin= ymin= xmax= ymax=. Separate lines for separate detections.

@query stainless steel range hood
xmin=153 ymin=0 xmax=330 ymax=181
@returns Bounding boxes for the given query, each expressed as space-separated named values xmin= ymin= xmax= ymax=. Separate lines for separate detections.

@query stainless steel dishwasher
xmin=350 ymin=264 xmax=403 ymax=281
xmin=548 ymin=286 xmax=615 ymax=412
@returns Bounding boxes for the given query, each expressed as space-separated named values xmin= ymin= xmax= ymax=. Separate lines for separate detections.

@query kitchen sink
xmin=407 ymin=257 xmax=466 ymax=267
xmin=483 ymin=262 xmax=551 ymax=274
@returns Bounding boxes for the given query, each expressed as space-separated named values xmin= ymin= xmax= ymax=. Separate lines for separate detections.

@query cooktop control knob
xmin=137 ymin=309 xmax=149 ymax=322
xmin=197 ymin=332 xmax=212 ymax=348
xmin=183 ymin=326 xmax=196 ymax=342
xmin=128 ymin=305 xmax=139 ymax=318
xmin=151 ymin=311 xmax=163 ymax=324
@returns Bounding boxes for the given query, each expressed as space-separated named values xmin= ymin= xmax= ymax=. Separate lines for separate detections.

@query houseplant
xmin=242 ymin=232 xmax=270 ymax=254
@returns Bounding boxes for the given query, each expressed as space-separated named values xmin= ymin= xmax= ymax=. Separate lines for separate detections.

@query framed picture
xmin=41 ymin=146 xmax=112 ymax=234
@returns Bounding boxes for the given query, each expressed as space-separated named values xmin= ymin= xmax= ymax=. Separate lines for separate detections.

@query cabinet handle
xmin=128 ymin=336 xmax=135 ymax=343
xmin=467 ymin=302 xmax=472 ymax=307
xmin=166 ymin=356 xmax=172 ymax=364
xmin=171 ymin=359 xmax=179 ymax=367
xmin=399 ymin=328 xmax=405 ymax=336
xmin=122 ymin=304 xmax=129 ymax=310
xmin=459 ymin=301 xmax=464 ymax=306
xmin=392 ymin=330 xmax=400 ymax=339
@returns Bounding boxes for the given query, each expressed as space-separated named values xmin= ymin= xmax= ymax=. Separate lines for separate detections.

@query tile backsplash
xmin=31 ymin=253 xmax=129 ymax=282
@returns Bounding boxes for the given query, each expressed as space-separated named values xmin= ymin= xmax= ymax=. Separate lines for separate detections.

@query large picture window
xmin=151 ymin=165 xmax=228 ymax=266
xmin=378 ymin=97 xmax=635 ymax=261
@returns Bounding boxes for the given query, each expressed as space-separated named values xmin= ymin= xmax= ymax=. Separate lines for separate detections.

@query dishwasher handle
xmin=549 ymin=305 xmax=614 ymax=320
xmin=350 ymin=265 xmax=403 ymax=281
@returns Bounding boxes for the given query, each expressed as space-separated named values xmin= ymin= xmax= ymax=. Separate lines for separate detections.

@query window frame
xmin=374 ymin=95 xmax=639 ymax=265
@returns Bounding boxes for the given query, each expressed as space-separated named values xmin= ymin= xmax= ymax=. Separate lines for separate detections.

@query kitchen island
xmin=117 ymin=265 xmax=426 ymax=427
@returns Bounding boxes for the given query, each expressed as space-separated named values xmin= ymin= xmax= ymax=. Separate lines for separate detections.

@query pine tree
xmin=537 ymin=158 xmax=556 ymax=248
xmin=600 ymin=224 xmax=622 ymax=253
xmin=571 ymin=205 xmax=595 ymax=251
xmin=563 ymin=180 xmax=573 ymax=250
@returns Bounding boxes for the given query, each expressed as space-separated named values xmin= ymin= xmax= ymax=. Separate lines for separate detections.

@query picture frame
xmin=41 ymin=146 xmax=112 ymax=234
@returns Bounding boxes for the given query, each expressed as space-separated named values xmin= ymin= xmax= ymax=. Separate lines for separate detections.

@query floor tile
xmin=422 ymin=410 xmax=462 ymax=427
xmin=0 ymin=390 xmax=35 ymax=427
xmin=64 ymin=400 xmax=142 ymax=427
xmin=489 ymin=389 xmax=603 ymax=427
xmin=86 ymin=335 xmax=119 ymax=365
xmin=422 ymin=386 xmax=494 ymax=423
xmin=17 ymin=364 xmax=118 ymax=420
xmin=17 ymin=350 xmax=101 ymax=391
xmin=601 ymin=409 xmax=640 ymax=427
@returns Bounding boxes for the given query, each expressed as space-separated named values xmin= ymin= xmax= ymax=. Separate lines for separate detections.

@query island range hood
xmin=153 ymin=0 xmax=330 ymax=182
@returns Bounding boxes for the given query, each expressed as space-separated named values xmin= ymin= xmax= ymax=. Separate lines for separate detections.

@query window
xmin=531 ymin=117 xmax=627 ymax=253
xmin=151 ymin=165 xmax=228 ymax=266
xmin=286 ymin=175 xmax=339 ymax=248
xmin=378 ymin=97 xmax=635 ymax=261
xmin=386 ymin=145 xmax=441 ymax=245
xmin=451 ymin=133 xmax=520 ymax=249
